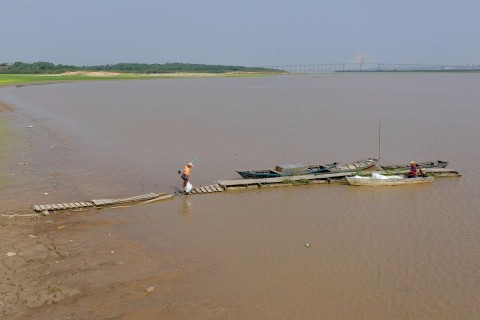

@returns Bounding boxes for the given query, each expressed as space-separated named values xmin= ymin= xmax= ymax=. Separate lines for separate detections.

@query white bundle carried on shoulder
xmin=185 ymin=182 xmax=193 ymax=193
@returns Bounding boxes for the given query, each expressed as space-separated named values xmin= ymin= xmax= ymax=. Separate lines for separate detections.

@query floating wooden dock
xmin=32 ymin=168 xmax=460 ymax=213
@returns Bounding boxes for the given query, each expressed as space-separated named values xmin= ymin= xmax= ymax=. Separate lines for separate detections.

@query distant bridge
xmin=261 ymin=63 xmax=480 ymax=73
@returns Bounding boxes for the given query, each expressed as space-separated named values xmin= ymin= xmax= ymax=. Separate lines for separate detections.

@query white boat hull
xmin=346 ymin=176 xmax=434 ymax=186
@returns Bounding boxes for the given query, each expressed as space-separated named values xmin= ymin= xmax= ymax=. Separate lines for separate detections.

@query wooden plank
xmin=33 ymin=205 xmax=41 ymax=212
xmin=45 ymin=204 xmax=53 ymax=210
xmin=68 ymin=203 xmax=77 ymax=208
xmin=84 ymin=202 xmax=93 ymax=207
xmin=200 ymin=187 xmax=208 ymax=193
xmin=150 ymin=193 xmax=162 ymax=197
xmin=73 ymin=202 xmax=82 ymax=208
xmin=79 ymin=202 xmax=88 ymax=207
xmin=57 ymin=204 xmax=65 ymax=210
xmin=143 ymin=193 xmax=153 ymax=198
xmin=139 ymin=194 xmax=153 ymax=200
xmin=140 ymin=194 xmax=174 ymax=204
xmin=205 ymin=186 xmax=213 ymax=193
xmin=51 ymin=204 xmax=59 ymax=210
xmin=39 ymin=205 xmax=47 ymax=211
xmin=62 ymin=203 xmax=71 ymax=209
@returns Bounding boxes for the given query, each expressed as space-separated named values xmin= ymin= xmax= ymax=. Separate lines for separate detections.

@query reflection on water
xmin=181 ymin=198 xmax=193 ymax=221
xmin=1 ymin=74 xmax=480 ymax=319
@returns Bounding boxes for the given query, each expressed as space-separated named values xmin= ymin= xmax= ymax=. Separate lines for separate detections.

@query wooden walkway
xmin=33 ymin=172 xmax=356 ymax=211
xmin=32 ymin=168 xmax=460 ymax=212
xmin=189 ymin=184 xmax=225 ymax=194
xmin=33 ymin=192 xmax=165 ymax=212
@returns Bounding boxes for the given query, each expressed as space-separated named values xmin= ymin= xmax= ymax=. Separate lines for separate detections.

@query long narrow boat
xmin=346 ymin=174 xmax=434 ymax=186
xmin=380 ymin=160 xmax=448 ymax=171
xmin=237 ymin=158 xmax=378 ymax=179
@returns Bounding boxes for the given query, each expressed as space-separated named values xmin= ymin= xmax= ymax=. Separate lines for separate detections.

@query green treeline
xmin=0 ymin=61 xmax=281 ymax=74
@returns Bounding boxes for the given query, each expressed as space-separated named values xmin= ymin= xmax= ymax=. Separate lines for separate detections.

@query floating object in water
xmin=146 ymin=286 xmax=155 ymax=293
xmin=347 ymin=175 xmax=434 ymax=186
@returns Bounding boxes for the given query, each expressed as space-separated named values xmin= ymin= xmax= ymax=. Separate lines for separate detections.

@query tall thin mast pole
xmin=378 ymin=120 xmax=382 ymax=165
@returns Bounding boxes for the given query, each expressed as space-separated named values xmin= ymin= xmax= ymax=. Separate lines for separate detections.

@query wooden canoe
xmin=380 ymin=160 xmax=448 ymax=171
xmin=237 ymin=158 xmax=378 ymax=179
xmin=346 ymin=175 xmax=434 ymax=186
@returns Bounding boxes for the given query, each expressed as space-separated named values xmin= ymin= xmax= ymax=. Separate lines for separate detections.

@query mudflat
xmin=1 ymin=215 xmax=187 ymax=319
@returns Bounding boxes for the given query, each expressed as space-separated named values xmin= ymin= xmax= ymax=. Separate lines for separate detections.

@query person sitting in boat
xmin=405 ymin=161 xmax=417 ymax=178
xmin=419 ymin=167 xmax=427 ymax=177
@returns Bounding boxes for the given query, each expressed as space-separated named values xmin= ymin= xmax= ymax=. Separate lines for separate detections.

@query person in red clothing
xmin=405 ymin=161 xmax=417 ymax=178
xmin=181 ymin=162 xmax=193 ymax=190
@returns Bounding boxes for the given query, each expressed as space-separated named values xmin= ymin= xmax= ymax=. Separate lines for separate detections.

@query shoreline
xmin=0 ymin=71 xmax=281 ymax=87
xmin=0 ymin=98 xmax=190 ymax=319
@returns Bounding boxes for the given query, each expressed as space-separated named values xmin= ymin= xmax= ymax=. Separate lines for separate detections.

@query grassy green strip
xmin=0 ymin=72 xmax=275 ymax=86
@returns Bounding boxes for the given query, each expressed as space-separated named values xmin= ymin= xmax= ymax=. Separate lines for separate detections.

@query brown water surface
xmin=1 ymin=74 xmax=479 ymax=319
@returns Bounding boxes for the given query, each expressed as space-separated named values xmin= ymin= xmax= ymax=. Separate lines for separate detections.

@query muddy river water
xmin=1 ymin=74 xmax=479 ymax=319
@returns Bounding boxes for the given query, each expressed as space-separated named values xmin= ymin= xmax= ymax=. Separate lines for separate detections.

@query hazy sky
xmin=1 ymin=0 xmax=479 ymax=66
